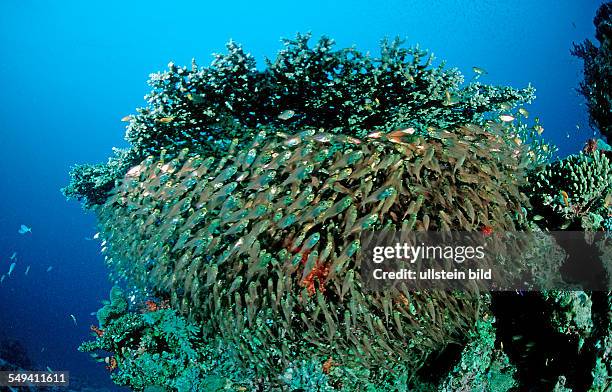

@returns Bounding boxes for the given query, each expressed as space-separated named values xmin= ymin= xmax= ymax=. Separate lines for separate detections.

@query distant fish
xmin=84 ymin=237 xmax=93 ymax=241
xmin=277 ymin=110 xmax=295 ymax=121
xmin=186 ymin=93 xmax=206 ymax=104
xmin=499 ymin=114 xmax=515 ymax=122
xmin=46 ymin=366 xmax=53 ymax=373
xmin=25 ymin=265 xmax=30 ymax=276
xmin=518 ymin=108 xmax=529 ymax=118
xmin=120 ymin=115 xmax=132 ymax=122
xmin=93 ymin=232 xmax=100 ymax=240
xmin=18 ymin=224 xmax=32 ymax=235
xmin=1 ymin=274 xmax=5 ymax=283
xmin=156 ymin=116 xmax=174 ymax=124
xmin=46 ymin=266 xmax=53 ymax=272
xmin=8 ymin=262 xmax=16 ymax=276
xmin=10 ymin=252 xmax=17 ymax=260
xmin=70 ymin=314 xmax=77 ymax=326
xmin=472 ymin=66 xmax=487 ymax=75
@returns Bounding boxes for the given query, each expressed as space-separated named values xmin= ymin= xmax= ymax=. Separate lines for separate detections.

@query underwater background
xmin=0 ymin=1 xmax=605 ymax=390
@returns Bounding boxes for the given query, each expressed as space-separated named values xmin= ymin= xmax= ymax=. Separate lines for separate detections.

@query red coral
xmin=144 ymin=300 xmax=159 ymax=312
xmin=480 ymin=225 xmax=494 ymax=236
xmin=301 ymin=260 xmax=330 ymax=296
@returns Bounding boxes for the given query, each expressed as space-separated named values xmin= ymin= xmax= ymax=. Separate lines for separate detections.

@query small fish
xmin=0 ymin=275 xmax=5 ymax=283
xmin=534 ymin=124 xmax=544 ymax=135
xmin=93 ymin=232 xmax=100 ymax=239
xmin=560 ymin=190 xmax=569 ymax=207
xmin=120 ymin=115 xmax=132 ymax=122
xmin=443 ymin=90 xmax=458 ymax=106
xmin=387 ymin=127 xmax=417 ymax=144
xmin=46 ymin=366 xmax=53 ymax=372
xmin=70 ymin=314 xmax=77 ymax=326
xmin=156 ymin=116 xmax=174 ymax=124
xmin=25 ymin=265 xmax=30 ymax=276
xmin=604 ymin=192 xmax=612 ymax=208
xmin=18 ymin=224 xmax=32 ymax=235
xmin=186 ymin=93 xmax=206 ymax=104
xmin=472 ymin=66 xmax=487 ymax=75
xmin=46 ymin=266 xmax=53 ymax=272
xmin=277 ymin=110 xmax=295 ymax=120
xmin=8 ymin=262 xmax=16 ymax=276
xmin=518 ymin=108 xmax=529 ymax=118
xmin=9 ymin=252 xmax=16 ymax=260
xmin=513 ymin=137 xmax=522 ymax=145
xmin=499 ymin=114 xmax=515 ymax=122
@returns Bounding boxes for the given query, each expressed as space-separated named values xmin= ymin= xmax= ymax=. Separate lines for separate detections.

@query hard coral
xmin=528 ymin=149 xmax=612 ymax=230
xmin=66 ymin=33 xmax=535 ymax=207
xmin=572 ymin=2 xmax=612 ymax=140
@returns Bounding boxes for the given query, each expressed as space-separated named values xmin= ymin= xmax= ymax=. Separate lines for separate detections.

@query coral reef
xmin=64 ymin=34 xmax=538 ymax=207
xmin=528 ymin=148 xmax=612 ymax=230
xmin=65 ymin=32 xmax=611 ymax=391
xmin=93 ymin=119 xmax=539 ymax=386
xmin=81 ymin=287 xmax=257 ymax=392
xmin=572 ymin=2 xmax=612 ymax=140
xmin=438 ymin=315 xmax=516 ymax=392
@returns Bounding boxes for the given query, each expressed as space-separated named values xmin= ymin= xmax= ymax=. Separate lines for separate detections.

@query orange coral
xmin=301 ymin=260 xmax=330 ymax=295
xmin=322 ymin=357 xmax=335 ymax=374
xmin=480 ymin=225 xmax=494 ymax=236
xmin=144 ymin=300 xmax=159 ymax=312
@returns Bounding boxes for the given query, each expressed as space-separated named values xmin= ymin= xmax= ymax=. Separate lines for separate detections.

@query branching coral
xmin=528 ymin=149 xmax=612 ymax=230
xmin=62 ymin=147 xmax=138 ymax=208
xmin=572 ymin=2 xmax=612 ymax=140
xmin=65 ymin=34 xmax=537 ymax=207
xmin=80 ymin=288 xmax=257 ymax=392
xmin=438 ymin=315 xmax=517 ymax=392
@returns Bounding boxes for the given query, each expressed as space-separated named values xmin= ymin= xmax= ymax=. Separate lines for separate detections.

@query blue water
xmin=0 ymin=1 xmax=602 ymax=390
